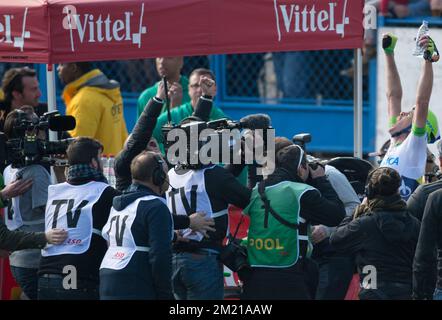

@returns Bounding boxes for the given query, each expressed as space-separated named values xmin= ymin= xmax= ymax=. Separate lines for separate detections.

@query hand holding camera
xmin=156 ymin=80 xmax=167 ymax=101
xmin=309 ymin=162 xmax=325 ymax=179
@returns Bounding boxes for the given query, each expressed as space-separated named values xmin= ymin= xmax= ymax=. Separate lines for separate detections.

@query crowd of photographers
xmin=0 ymin=30 xmax=441 ymax=300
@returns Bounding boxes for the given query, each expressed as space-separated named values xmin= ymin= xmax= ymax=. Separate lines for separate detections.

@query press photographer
xmin=113 ymin=79 xmax=216 ymax=241
xmin=163 ymin=76 xmax=251 ymax=300
xmin=1 ymin=108 xmax=55 ymax=299
xmin=287 ymin=134 xmax=365 ymax=299
xmin=241 ymin=144 xmax=345 ymax=300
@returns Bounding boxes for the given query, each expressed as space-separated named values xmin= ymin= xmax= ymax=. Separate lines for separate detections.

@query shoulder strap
xmin=257 ymin=182 xmax=299 ymax=230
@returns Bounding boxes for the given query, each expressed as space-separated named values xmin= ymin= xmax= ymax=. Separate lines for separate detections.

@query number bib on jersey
xmin=100 ymin=195 xmax=169 ymax=270
xmin=42 ymin=181 xmax=109 ymax=256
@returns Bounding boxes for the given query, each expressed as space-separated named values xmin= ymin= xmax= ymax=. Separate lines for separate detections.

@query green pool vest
xmin=243 ymin=180 xmax=314 ymax=268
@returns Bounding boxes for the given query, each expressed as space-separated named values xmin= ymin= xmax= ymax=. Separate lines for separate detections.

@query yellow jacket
xmin=62 ymin=69 xmax=128 ymax=156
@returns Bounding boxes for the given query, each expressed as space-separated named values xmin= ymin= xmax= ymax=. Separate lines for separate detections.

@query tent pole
xmin=353 ymin=48 xmax=363 ymax=159
xmin=46 ymin=64 xmax=57 ymax=183
xmin=46 ymin=64 xmax=57 ymax=142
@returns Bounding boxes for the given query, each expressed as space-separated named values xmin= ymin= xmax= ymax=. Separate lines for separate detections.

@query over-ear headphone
xmin=152 ymin=154 xmax=166 ymax=187
xmin=365 ymin=167 xmax=384 ymax=200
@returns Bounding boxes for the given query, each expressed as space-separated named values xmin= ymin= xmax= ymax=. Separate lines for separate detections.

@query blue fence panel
xmin=28 ymin=51 xmax=373 ymax=154
xmin=214 ymin=50 xmax=373 ymax=154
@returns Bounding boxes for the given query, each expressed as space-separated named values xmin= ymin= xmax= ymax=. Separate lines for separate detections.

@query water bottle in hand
xmin=413 ymin=20 xmax=429 ymax=57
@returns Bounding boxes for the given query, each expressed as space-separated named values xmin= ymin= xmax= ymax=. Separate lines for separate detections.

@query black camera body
xmin=219 ymin=237 xmax=250 ymax=273
xmin=162 ymin=115 xmax=272 ymax=170
xmin=0 ymin=111 xmax=76 ymax=168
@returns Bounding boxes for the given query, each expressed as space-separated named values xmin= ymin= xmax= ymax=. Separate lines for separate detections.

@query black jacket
xmin=114 ymin=97 xmax=218 ymax=231
xmin=331 ymin=210 xmax=420 ymax=286
xmin=99 ymin=184 xmax=173 ymax=300
xmin=413 ymin=188 xmax=442 ymax=299
xmin=171 ymin=165 xmax=251 ymax=253
xmin=0 ymin=221 xmax=47 ymax=251
xmin=407 ymin=179 xmax=442 ymax=221
xmin=115 ymin=98 xmax=163 ymax=192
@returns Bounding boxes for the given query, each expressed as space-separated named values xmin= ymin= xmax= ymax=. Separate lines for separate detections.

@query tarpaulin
xmin=0 ymin=0 xmax=364 ymax=64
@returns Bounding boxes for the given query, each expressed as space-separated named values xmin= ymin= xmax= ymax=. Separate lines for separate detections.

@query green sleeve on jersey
xmin=389 ymin=116 xmax=398 ymax=127
xmin=411 ymin=124 xmax=426 ymax=137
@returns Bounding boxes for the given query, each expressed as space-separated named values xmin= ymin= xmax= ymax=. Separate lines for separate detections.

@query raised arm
xmin=414 ymin=37 xmax=435 ymax=129
xmin=383 ymin=34 xmax=402 ymax=121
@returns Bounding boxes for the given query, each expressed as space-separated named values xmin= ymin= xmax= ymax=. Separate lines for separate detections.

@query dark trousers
xmin=315 ymin=255 xmax=355 ymax=300
xmin=359 ymin=282 xmax=412 ymax=300
xmin=10 ymin=266 xmax=39 ymax=300
xmin=37 ymin=275 xmax=99 ymax=300
xmin=241 ymin=259 xmax=318 ymax=300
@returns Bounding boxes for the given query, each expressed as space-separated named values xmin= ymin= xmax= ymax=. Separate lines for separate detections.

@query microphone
xmin=239 ymin=114 xmax=271 ymax=130
xmin=49 ymin=115 xmax=76 ymax=131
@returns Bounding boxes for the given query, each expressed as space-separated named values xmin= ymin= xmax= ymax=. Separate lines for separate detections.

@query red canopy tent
xmin=1 ymin=0 xmax=363 ymax=63
xmin=0 ymin=0 xmax=364 ymax=300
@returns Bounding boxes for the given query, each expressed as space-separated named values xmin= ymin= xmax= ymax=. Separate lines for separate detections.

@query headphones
xmin=365 ymin=167 xmax=385 ymax=200
xmin=276 ymin=144 xmax=305 ymax=169
xmin=152 ymin=154 xmax=167 ymax=187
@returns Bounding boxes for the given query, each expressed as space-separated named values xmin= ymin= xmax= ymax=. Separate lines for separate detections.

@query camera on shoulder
xmin=0 ymin=111 xmax=76 ymax=168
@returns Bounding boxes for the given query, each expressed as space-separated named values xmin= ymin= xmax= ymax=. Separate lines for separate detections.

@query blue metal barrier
xmin=32 ymin=51 xmax=374 ymax=155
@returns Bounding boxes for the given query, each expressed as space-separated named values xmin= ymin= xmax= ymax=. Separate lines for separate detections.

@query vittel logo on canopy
xmin=0 ymin=8 xmax=31 ymax=52
xmin=273 ymin=0 xmax=350 ymax=41
xmin=62 ymin=4 xmax=147 ymax=52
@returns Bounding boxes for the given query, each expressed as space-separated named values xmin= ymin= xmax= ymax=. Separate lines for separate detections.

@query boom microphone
xmin=49 ymin=115 xmax=76 ymax=131
xmin=239 ymin=114 xmax=271 ymax=130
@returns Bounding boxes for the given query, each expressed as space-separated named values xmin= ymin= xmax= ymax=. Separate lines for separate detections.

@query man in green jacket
xmin=152 ymin=68 xmax=228 ymax=154
xmin=137 ymin=57 xmax=190 ymax=117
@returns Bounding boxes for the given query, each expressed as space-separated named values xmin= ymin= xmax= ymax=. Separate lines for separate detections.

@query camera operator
xmin=166 ymin=85 xmax=251 ymax=299
xmin=2 ymin=109 xmax=52 ymax=300
xmin=331 ymin=167 xmax=420 ymax=300
xmin=0 ymin=67 xmax=45 ymax=131
xmin=273 ymin=137 xmax=360 ymax=299
xmin=114 ymin=81 xmax=215 ymax=238
xmin=241 ymin=144 xmax=345 ymax=300
xmin=0 ymin=175 xmax=67 ymax=251
xmin=37 ymin=137 xmax=120 ymax=300
xmin=100 ymin=151 xmax=174 ymax=300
